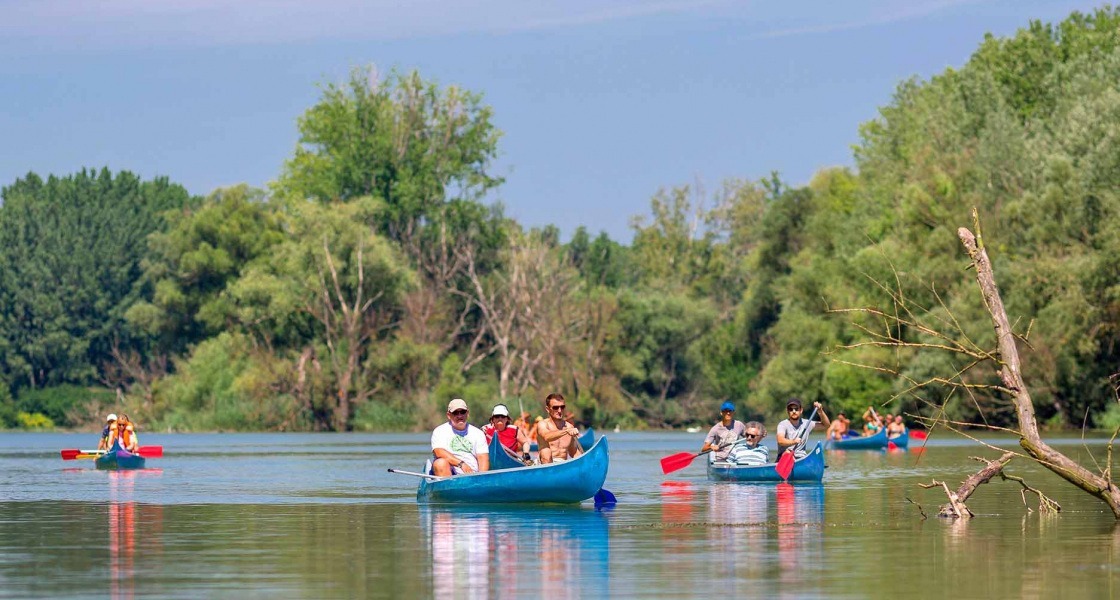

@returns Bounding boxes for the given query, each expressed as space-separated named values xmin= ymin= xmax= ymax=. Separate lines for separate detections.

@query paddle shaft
xmin=787 ymin=404 xmax=820 ymax=456
xmin=387 ymin=468 xmax=446 ymax=481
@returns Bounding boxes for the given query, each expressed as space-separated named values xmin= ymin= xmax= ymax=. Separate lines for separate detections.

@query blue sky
xmin=0 ymin=0 xmax=1106 ymax=241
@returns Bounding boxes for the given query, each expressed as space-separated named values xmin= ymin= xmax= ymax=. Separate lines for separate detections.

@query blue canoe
xmin=95 ymin=442 xmax=146 ymax=470
xmin=826 ymin=427 xmax=888 ymax=450
xmin=707 ymin=442 xmax=826 ymax=482
xmin=489 ymin=434 xmax=528 ymax=470
xmin=528 ymin=427 xmax=596 ymax=453
xmin=418 ymin=436 xmax=610 ymax=504
xmin=888 ymin=431 xmax=909 ymax=449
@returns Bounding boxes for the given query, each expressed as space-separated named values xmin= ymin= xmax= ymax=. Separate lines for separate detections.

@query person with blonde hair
xmin=107 ymin=414 xmax=139 ymax=453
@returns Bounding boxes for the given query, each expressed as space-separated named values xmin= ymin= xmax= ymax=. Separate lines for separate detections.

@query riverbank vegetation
xmin=3 ymin=9 xmax=1120 ymax=433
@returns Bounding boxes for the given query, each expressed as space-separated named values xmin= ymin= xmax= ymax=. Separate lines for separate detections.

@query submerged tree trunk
xmin=958 ymin=210 xmax=1120 ymax=518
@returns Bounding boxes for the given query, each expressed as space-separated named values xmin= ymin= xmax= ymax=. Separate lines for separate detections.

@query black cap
xmin=786 ymin=398 xmax=803 ymax=410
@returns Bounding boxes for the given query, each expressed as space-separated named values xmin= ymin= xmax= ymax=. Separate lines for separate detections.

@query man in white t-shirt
xmin=431 ymin=398 xmax=490 ymax=476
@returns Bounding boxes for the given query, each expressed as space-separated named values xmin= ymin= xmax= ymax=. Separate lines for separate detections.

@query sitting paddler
xmin=430 ymin=399 xmax=490 ymax=476
xmin=862 ymin=406 xmax=883 ymax=435
xmin=482 ymin=403 xmax=531 ymax=462
xmin=887 ymin=415 xmax=907 ymax=438
xmin=726 ymin=421 xmax=770 ymax=465
xmin=776 ymin=398 xmax=829 ymax=459
xmin=98 ymin=413 xmax=117 ymax=451
xmin=107 ymin=414 xmax=140 ymax=453
xmin=826 ymin=412 xmax=851 ymax=440
xmin=536 ymin=393 xmax=582 ymax=464
xmin=701 ymin=400 xmax=746 ymax=462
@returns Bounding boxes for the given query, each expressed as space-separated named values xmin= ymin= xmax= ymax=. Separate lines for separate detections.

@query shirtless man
xmin=535 ymin=393 xmax=582 ymax=464
xmin=887 ymin=415 xmax=907 ymax=438
xmin=826 ymin=412 xmax=850 ymax=440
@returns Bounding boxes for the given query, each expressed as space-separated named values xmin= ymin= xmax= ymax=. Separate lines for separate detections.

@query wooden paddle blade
xmin=660 ymin=452 xmax=699 ymax=475
xmin=137 ymin=446 xmax=163 ymax=458
xmin=775 ymin=450 xmax=795 ymax=481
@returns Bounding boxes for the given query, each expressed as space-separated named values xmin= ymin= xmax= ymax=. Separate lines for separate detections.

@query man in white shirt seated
xmin=431 ymin=398 xmax=490 ymax=476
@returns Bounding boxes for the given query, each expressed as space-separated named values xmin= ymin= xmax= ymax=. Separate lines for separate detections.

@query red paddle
xmin=660 ymin=450 xmax=709 ymax=475
xmin=60 ymin=446 xmax=163 ymax=460
xmin=776 ymin=405 xmax=819 ymax=481
xmin=911 ymin=430 xmax=928 ymax=440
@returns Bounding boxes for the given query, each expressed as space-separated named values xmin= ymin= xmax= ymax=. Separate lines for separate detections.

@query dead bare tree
xmin=835 ymin=208 xmax=1120 ymax=518
xmin=459 ymin=232 xmax=583 ymax=401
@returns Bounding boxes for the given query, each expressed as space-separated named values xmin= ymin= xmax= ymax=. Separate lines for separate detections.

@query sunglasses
xmin=721 ymin=409 xmax=734 ymax=414
xmin=745 ymin=433 xmax=760 ymax=439
xmin=450 ymin=409 xmax=468 ymax=416
xmin=549 ymin=404 xmax=566 ymax=411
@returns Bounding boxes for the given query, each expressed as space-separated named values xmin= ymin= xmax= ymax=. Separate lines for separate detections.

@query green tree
xmin=0 ymin=169 xmax=194 ymax=395
xmin=275 ymin=66 xmax=504 ymax=243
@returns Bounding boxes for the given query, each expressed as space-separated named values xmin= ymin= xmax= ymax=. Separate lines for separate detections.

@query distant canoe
xmin=707 ymin=442 xmax=825 ymax=483
xmin=888 ymin=431 xmax=909 ymax=449
xmin=826 ymin=427 xmax=888 ymax=450
xmin=529 ymin=427 xmax=596 ymax=453
xmin=417 ymin=437 xmax=610 ymax=504
xmin=95 ymin=443 xmax=146 ymax=470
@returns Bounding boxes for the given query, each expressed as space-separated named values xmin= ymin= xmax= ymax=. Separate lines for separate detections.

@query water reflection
xmin=422 ymin=506 xmax=609 ymax=599
xmin=702 ymin=482 xmax=825 ymax=594
xmin=108 ymin=470 xmax=163 ymax=600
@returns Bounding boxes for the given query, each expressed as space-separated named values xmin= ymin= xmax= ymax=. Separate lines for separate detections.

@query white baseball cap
xmin=106 ymin=413 xmax=118 ymax=422
xmin=447 ymin=398 xmax=468 ymax=412
xmin=491 ymin=404 xmax=510 ymax=418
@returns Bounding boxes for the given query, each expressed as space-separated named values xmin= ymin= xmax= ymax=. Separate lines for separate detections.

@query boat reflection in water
xmin=701 ymin=482 xmax=825 ymax=591
xmin=421 ymin=505 xmax=609 ymax=598
xmin=108 ymin=469 xmax=163 ymax=600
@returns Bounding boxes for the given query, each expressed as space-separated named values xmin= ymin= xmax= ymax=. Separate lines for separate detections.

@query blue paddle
xmin=574 ymin=436 xmax=616 ymax=507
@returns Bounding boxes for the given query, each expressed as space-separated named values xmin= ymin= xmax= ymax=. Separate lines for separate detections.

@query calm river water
xmin=0 ymin=431 xmax=1117 ymax=598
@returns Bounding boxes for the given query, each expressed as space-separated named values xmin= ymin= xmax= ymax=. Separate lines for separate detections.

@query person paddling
xmin=700 ymin=401 xmax=746 ymax=462
xmin=98 ymin=413 xmax=117 ymax=451
xmin=776 ymin=398 xmax=829 ymax=459
xmin=536 ymin=393 xmax=582 ymax=464
xmin=107 ymin=414 xmax=140 ymax=453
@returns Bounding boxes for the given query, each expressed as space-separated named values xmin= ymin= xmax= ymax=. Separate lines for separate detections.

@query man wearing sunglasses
xmin=535 ymin=393 xmax=582 ymax=464
xmin=431 ymin=399 xmax=490 ymax=476
xmin=728 ymin=421 xmax=770 ymax=465
xmin=700 ymin=401 xmax=747 ymax=462
xmin=777 ymin=397 xmax=830 ymax=459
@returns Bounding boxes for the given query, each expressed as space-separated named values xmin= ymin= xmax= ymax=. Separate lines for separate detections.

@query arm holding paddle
xmin=776 ymin=402 xmax=821 ymax=480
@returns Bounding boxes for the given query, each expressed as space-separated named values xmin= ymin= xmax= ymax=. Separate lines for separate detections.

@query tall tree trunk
xmin=959 ymin=210 xmax=1120 ymax=518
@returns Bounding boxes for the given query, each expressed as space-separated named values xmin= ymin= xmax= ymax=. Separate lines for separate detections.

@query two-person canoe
xmin=417 ymin=436 xmax=610 ymax=504
xmin=707 ymin=442 xmax=826 ymax=482
xmin=528 ymin=427 xmax=596 ymax=453
xmin=825 ymin=427 xmax=888 ymax=450
xmin=95 ymin=442 xmax=146 ymax=470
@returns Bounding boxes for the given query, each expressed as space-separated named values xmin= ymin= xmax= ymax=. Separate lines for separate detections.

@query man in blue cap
xmin=699 ymin=400 xmax=747 ymax=462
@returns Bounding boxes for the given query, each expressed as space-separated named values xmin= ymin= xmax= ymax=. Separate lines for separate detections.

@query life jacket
xmin=483 ymin=425 xmax=520 ymax=454
xmin=117 ymin=422 xmax=135 ymax=450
